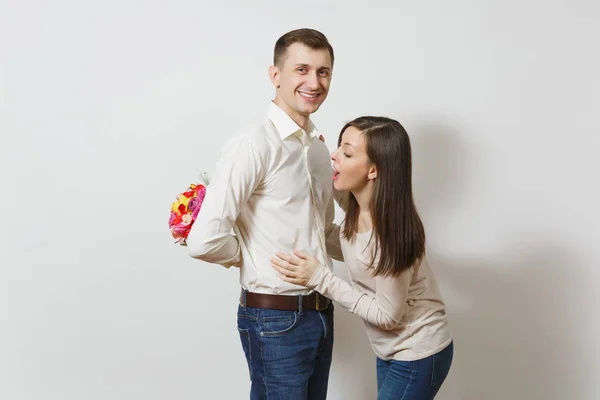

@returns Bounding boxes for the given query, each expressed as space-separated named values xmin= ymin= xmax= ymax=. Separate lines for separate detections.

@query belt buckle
xmin=315 ymin=293 xmax=327 ymax=311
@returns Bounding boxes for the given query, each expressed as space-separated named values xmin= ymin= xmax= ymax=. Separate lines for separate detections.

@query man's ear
xmin=268 ymin=65 xmax=280 ymax=88
xmin=368 ymin=165 xmax=377 ymax=180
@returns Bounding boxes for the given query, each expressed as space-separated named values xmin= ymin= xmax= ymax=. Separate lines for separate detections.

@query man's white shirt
xmin=187 ymin=102 xmax=343 ymax=295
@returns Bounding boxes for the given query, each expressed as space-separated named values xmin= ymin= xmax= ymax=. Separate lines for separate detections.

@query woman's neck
xmin=352 ymin=185 xmax=374 ymax=233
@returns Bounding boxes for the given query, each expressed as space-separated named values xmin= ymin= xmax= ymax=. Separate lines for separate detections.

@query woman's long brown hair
xmin=339 ymin=116 xmax=425 ymax=277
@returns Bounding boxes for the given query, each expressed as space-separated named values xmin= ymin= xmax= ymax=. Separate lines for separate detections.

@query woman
xmin=271 ymin=116 xmax=453 ymax=399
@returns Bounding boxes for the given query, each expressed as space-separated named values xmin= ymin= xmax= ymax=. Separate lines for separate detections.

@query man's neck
xmin=273 ymin=98 xmax=310 ymax=131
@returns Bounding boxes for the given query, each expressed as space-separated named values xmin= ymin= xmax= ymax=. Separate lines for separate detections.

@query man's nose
xmin=306 ymin=71 xmax=319 ymax=89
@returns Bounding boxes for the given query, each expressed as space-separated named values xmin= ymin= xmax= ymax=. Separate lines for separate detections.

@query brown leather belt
xmin=240 ymin=290 xmax=330 ymax=312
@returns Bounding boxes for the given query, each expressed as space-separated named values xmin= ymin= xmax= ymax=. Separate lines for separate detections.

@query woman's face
xmin=331 ymin=126 xmax=375 ymax=192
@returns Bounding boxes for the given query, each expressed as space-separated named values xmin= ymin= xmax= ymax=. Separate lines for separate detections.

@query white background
xmin=2 ymin=1 xmax=599 ymax=399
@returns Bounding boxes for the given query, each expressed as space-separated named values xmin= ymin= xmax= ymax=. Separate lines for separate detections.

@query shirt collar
xmin=267 ymin=101 xmax=319 ymax=141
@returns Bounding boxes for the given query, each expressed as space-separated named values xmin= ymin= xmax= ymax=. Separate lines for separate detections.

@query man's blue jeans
xmin=237 ymin=295 xmax=334 ymax=400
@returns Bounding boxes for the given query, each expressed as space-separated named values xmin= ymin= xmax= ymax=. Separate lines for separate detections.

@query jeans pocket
xmin=237 ymin=328 xmax=252 ymax=380
xmin=431 ymin=342 xmax=453 ymax=389
xmin=260 ymin=311 xmax=299 ymax=337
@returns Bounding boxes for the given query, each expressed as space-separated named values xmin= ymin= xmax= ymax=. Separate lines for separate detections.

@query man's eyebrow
xmin=293 ymin=64 xmax=331 ymax=70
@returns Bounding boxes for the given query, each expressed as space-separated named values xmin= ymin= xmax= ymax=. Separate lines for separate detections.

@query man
xmin=186 ymin=28 xmax=343 ymax=399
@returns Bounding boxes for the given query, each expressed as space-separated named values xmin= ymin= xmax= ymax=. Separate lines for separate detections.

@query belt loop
xmin=298 ymin=294 xmax=304 ymax=315
xmin=241 ymin=289 xmax=247 ymax=310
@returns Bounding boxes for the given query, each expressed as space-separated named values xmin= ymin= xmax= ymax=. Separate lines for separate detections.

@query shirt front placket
xmin=293 ymin=130 xmax=328 ymax=264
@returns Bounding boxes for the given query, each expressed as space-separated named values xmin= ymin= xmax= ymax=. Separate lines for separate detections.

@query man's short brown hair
xmin=273 ymin=28 xmax=334 ymax=67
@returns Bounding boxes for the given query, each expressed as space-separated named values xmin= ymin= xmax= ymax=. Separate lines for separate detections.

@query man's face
xmin=270 ymin=43 xmax=333 ymax=124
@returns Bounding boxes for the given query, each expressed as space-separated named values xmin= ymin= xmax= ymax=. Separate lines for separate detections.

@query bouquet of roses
xmin=168 ymin=172 xmax=210 ymax=246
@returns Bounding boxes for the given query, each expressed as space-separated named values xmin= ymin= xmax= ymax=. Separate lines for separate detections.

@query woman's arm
xmin=271 ymin=251 xmax=412 ymax=330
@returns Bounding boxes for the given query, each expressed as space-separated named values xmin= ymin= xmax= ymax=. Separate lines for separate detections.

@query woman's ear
xmin=368 ymin=165 xmax=377 ymax=180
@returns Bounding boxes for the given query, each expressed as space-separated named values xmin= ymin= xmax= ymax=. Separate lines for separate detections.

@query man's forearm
xmin=187 ymin=229 xmax=241 ymax=268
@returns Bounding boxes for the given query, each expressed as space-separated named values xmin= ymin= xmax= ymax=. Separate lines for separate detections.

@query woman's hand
xmin=270 ymin=251 xmax=322 ymax=287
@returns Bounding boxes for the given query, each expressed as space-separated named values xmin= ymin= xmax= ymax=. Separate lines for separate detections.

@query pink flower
xmin=168 ymin=211 xmax=178 ymax=226
xmin=191 ymin=187 xmax=206 ymax=219
xmin=170 ymin=223 xmax=188 ymax=237
xmin=188 ymin=197 xmax=200 ymax=213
